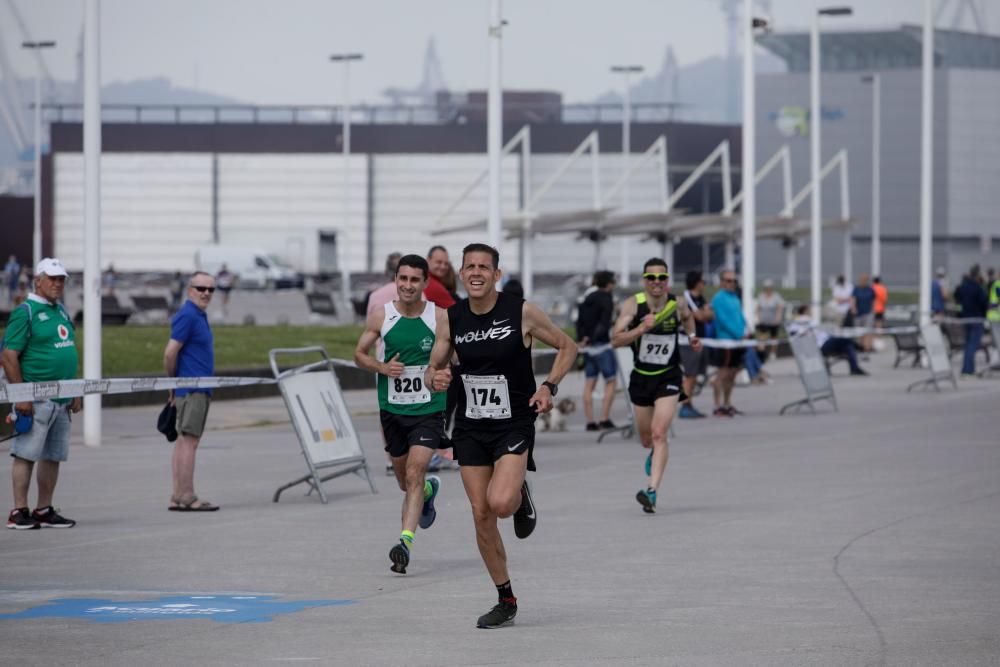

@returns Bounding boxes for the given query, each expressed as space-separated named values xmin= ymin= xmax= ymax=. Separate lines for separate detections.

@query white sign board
xmin=281 ymin=371 xmax=363 ymax=466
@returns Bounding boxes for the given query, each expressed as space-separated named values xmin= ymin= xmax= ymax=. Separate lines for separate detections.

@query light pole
xmin=862 ymin=73 xmax=881 ymax=278
xmin=330 ymin=52 xmax=362 ymax=309
xmin=83 ymin=0 xmax=101 ymax=446
xmin=810 ymin=5 xmax=852 ymax=324
xmin=741 ymin=11 xmax=771 ymax=327
xmin=611 ymin=64 xmax=643 ymax=286
xmin=21 ymin=40 xmax=56 ymax=269
xmin=919 ymin=0 xmax=933 ymax=325
xmin=487 ymin=0 xmax=504 ymax=255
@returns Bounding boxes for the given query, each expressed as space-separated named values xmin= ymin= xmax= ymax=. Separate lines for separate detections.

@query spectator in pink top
xmin=366 ymin=252 xmax=403 ymax=318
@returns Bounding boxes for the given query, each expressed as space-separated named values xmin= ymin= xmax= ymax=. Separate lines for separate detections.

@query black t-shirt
xmin=576 ymin=289 xmax=614 ymax=344
xmin=448 ymin=291 xmax=536 ymax=430
xmin=684 ymin=290 xmax=707 ymax=338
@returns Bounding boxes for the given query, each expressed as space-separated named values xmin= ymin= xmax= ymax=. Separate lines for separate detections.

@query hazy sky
xmin=3 ymin=0 xmax=995 ymax=105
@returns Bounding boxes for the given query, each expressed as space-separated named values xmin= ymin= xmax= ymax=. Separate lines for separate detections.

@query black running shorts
xmin=628 ymin=369 xmax=686 ymax=407
xmin=709 ymin=346 xmax=746 ymax=369
xmin=379 ymin=410 xmax=446 ymax=458
xmin=452 ymin=421 xmax=536 ymax=471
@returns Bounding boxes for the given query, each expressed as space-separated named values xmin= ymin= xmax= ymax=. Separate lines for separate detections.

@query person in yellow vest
xmin=611 ymin=258 xmax=701 ymax=514
xmin=988 ymin=276 xmax=1000 ymax=323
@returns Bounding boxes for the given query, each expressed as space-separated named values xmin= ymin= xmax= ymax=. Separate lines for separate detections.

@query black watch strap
xmin=542 ymin=381 xmax=558 ymax=397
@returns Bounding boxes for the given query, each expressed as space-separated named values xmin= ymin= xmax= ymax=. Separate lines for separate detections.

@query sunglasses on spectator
xmin=721 ymin=278 xmax=736 ymax=284
xmin=191 ymin=285 xmax=216 ymax=294
xmin=642 ymin=273 xmax=669 ymax=282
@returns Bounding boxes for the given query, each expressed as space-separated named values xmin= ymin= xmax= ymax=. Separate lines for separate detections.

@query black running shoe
xmin=513 ymin=479 xmax=536 ymax=539
xmin=598 ymin=419 xmax=617 ymax=429
xmin=32 ymin=506 xmax=76 ymax=529
xmin=476 ymin=601 xmax=517 ymax=628
xmin=636 ymin=489 xmax=657 ymax=514
xmin=389 ymin=541 xmax=410 ymax=574
xmin=7 ymin=508 xmax=39 ymax=530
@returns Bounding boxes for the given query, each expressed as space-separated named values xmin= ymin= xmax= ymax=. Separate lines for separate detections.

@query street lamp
xmin=918 ymin=0 xmax=933 ymax=325
xmin=861 ymin=73 xmax=881 ymax=278
xmin=330 ymin=52 xmax=362 ymax=309
xmin=21 ymin=40 xmax=56 ymax=269
xmin=741 ymin=8 xmax=772 ymax=326
xmin=611 ymin=64 xmax=643 ymax=286
xmin=810 ymin=5 xmax=852 ymax=324
xmin=487 ymin=0 xmax=504 ymax=255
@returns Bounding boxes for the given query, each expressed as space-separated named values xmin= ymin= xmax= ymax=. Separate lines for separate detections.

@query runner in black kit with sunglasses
xmin=611 ymin=258 xmax=700 ymax=514
xmin=424 ymin=243 xmax=577 ymax=629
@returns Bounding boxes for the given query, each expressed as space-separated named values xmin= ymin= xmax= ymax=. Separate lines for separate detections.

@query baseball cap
xmin=935 ymin=266 xmax=946 ymax=277
xmin=36 ymin=257 xmax=69 ymax=277
xmin=762 ymin=278 xmax=774 ymax=288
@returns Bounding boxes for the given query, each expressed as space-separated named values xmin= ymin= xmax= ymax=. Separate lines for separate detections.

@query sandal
xmin=168 ymin=494 xmax=220 ymax=512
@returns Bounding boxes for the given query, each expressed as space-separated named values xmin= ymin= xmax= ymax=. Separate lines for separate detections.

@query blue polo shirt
xmin=170 ymin=299 xmax=214 ymax=396
xmin=710 ymin=289 xmax=746 ymax=340
xmin=852 ymin=285 xmax=876 ymax=316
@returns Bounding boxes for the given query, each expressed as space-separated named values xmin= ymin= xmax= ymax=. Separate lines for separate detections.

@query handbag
xmin=156 ymin=401 xmax=178 ymax=442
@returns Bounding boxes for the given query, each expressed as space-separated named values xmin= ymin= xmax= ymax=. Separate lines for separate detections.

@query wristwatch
xmin=541 ymin=381 xmax=558 ymax=397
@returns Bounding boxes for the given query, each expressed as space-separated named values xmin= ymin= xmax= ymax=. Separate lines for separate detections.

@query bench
xmin=940 ymin=321 xmax=990 ymax=364
xmin=73 ymin=295 xmax=133 ymax=326
xmin=891 ymin=330 xmax=924 ymax=368
xmin=306 ymin=292 xmax=337 ymax=317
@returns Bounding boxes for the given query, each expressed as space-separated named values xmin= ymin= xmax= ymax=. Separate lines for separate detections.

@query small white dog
xmin=536 ymin=398 xmax=577 ymax=432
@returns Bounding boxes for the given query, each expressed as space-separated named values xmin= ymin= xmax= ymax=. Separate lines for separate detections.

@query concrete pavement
xmin=1 ymin=351 xmax=997 ymax=666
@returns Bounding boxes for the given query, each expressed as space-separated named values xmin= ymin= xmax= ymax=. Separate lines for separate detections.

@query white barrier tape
xmin=938 ymin=316 xmax=991 ymax=324
xmin=0 ymin=376 xmax=275 ymax=405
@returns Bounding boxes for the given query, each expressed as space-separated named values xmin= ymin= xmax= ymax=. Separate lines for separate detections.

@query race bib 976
xmin=638 ymin=333 xmax=675 ymax=365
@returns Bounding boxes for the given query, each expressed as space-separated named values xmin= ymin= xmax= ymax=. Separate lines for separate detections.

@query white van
xmin=194 ymin=245 xmax=301 ymax=289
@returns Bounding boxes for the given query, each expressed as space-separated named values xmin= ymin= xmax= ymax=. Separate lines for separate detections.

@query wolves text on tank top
xmin=448 ymin=291 xmax=536 ymax=428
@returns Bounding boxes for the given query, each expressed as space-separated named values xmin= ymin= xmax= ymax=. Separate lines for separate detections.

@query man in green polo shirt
xmin=354 ymin=254 xmax=447 ymax=574
xmin=1 ymin=258 xmax=81 ymax=530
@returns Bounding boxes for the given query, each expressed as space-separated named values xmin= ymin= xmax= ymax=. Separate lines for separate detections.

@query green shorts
xmin=176 ymin=392 xmax=211 ymax=438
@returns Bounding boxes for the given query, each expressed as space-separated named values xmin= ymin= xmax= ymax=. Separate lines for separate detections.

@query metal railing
xmin=42 ymin=101 xmax=692 ymax=126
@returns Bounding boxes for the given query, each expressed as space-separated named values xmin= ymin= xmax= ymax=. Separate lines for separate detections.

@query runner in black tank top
xmin=612 ymin=258 xmax=700 ymax=515
xmin=425 ymin=243 xmax=578 ymax=629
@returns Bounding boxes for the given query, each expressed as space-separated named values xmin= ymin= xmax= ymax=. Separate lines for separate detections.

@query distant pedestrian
xmin=4 ymin=255 xmax=19 ymax=304
xmin=930 ymin=267 xmax=949 ymax=319
xmin=833 ymin=274 xmax=853 ymax=325
xmin=872 ymin=276 xmax=888 ymax=331
xmin=709 ymin=269 xmax=747 ymax=417
xmin=425 ymin=246 xmax=457 ymax=309
xmin=1 ymin=258 xmax=80 ymax=530
xmin=851 ymin=274 xmax=876 ymax=352
xmin=163 ymin=271 xmax=219 ymax=511
xmin=215 ymin=264 xmax=235 ymax=317
xmin=102 ymin=264 xmax=118 ymax=297
xmin=366 ymin=252 xmax=402 ymax=318
xmin=502 ymin=278 xmax=524 ymax=299
xmin=787 ymin=305 xmax=868 ymax=376
xmin=755 ymin=279 xmax=785 ymax=339
xmin=576 ymin=270 xmax=618 ymax=431
xmin=953 ymin=265 xmax=988 ymax=377
xmin=679 ymin=270 xmax=713 ymax=418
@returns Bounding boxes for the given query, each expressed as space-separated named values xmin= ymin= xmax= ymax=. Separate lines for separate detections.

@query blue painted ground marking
xmin=0 ymin=594 xmax=355 ymax=624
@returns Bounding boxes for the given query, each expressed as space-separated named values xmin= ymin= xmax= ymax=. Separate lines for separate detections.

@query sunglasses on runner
xmin=191 ymin=285 xmax=216 ymax=294
xmin=642 ymin=273 xmax=669 ymax=282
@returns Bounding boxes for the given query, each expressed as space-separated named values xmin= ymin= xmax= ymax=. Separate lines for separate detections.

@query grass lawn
xmin=1 ymin=325 xmax=365 ymax=377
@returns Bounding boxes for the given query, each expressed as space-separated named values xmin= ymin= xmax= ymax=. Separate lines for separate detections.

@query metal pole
xmin=33 ymin=71 xmax=41 ymax=267
xmin=919 ymin=0 xmax=933 ymax=325
xmin=871 ymin=73 xmax=881 ymax=277
xmin=341 ymin=59 xmax=352 ymax=307
xmin=487 ymin=0 xmax=503 ymax=255
xmin=741 ymin=0 xmax=757 ymax=327
xmin=621 ymin=70 xmax=631 ymax=284
xmin=810 ymin=11 xmax=822 ymax=325
xmin=83 ymin=0 xmax=102 ymax=446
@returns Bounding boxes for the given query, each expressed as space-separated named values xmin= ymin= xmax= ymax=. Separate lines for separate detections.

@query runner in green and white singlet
xmin=354 ymin=254 xmax=448 ymax=575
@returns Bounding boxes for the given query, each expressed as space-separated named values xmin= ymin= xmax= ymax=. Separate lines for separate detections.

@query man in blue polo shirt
xmin=163 ymin=271 xmax=219 ymax=511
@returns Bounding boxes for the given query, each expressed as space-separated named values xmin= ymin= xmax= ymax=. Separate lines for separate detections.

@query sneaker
xmin=389 ymin=541 xmax=410 ymax=574
xmin=419 ymin=475 xmax=440 ymax=530
xmin=644 ymin=451 xmax=652 ymax=476
xmin=513 ymin=479 xmax=536 ymax=539
xmin=688 ymin=406 xmax=707 ymax=418
xmin=7 ymin=508 xmax=39 ymax=530
xmin=850 ymin=368 xmax=870 ymax=376
xmin=713 ymin=407 xmax=733 ymax=418
xmin=32 ymin=506 xmax=76 ymax=529
xmin=385 ymin=464 xmax=395 ymax=477
xmin=585 ymin=422 xmax=600 ymax=432
xmin=636 ymin=489 xmax=657 ymax=514
xmin=598 ymin=420 xmax=617 ymax=430
xmin=476 ymin=600 xmax=517 ymax=628
xmin=426 ymin=454 xmax=442 ymax=473
xmin=678 ymin=404 xmax=696 ymax=419
xmin=725 ymin=405 xmax=744 ymax=416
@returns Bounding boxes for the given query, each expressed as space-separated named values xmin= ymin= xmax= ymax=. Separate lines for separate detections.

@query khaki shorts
xmin=176 ymin=392 xmax=211 ymax=437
